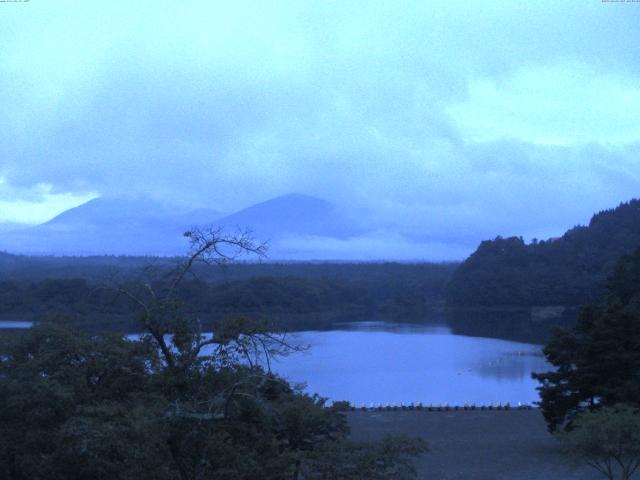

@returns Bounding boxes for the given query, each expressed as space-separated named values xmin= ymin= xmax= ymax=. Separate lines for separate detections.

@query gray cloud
xmin=1 ymin=1 xmax=639 ymax=258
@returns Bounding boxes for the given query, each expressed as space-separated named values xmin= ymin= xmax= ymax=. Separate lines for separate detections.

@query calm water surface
xmin=0 ymin=320 xmax=33 ymax=329
xmin=272 ymin=322 xmax=549 ymax=406
xmin=15 ymin=319 xmax=548 ymax=406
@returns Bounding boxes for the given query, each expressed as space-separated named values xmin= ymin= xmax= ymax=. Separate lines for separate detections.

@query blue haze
xmin=0 ymin=1 xmax=639 ymax=259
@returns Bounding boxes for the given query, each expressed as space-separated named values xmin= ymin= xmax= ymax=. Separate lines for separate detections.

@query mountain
xmin=214 ymin=193 xmax=358 ymax=239
xmin=0 ymin=197 xmax=223 ymax=256
xmin=447 ymin=198 xmax=640 ymax=308
xmin=0 ymin=194 xmax=360 ymax=257
xmin=42 ymin=197 xmax=175 ymax=226
xmin=0 ymin=222 xmax=25 ymax=234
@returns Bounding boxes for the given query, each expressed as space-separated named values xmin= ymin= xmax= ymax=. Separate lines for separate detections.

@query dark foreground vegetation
xmin=0 ymin=230 xmax=426 ymax=480
xmin=534 ymin=247 xmax=640 ymax=432
xmin=0 ymin=322 xmax=425 ymax=480
xmin=531 ymin=247 xmax=640 ymax=480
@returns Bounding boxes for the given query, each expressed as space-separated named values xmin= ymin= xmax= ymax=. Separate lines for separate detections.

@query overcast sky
xmin=1 ymin=1 xmax=639 ymax=259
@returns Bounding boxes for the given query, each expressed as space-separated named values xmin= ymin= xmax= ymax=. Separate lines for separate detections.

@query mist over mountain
xmin=215 ymin=194 xmax=357 ymax=238
xmin=0 ymin=197 xmax=223 ymax=256
xmin=0 ymin=194 xmax=379 ymax=258
xmin=0 ymin=222 xmax=25 ymax=234
xmin=41 ymin=197 xmax=185 ymax=226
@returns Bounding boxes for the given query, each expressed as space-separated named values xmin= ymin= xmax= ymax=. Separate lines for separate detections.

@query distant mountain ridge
xmin=447 ymin=198 xmax=640 ymax=307
xmin=42 ymin=197 xmax=199 ymax=227
xmin=0 ymin=193 xmax=359 ymax=257
xmin=0 ymin=197 xmax=223 ymax=256
xmin=215 ymin=193 xmax=358 ymax=239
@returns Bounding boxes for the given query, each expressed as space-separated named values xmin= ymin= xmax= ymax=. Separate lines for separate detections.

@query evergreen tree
xmin=533 ymin=248 xmax=640 ymax=431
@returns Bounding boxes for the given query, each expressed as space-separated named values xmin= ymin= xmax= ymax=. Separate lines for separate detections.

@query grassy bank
xmin=348 ymin=410 xmax=600 ymax=480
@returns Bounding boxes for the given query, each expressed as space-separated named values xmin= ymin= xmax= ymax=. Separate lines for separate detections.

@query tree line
xmin=0 ymin=263 xmax=455 ymax=332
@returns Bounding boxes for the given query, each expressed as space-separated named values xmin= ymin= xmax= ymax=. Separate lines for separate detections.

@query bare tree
xmin=116 ymin=227 xmax=298 ymax=373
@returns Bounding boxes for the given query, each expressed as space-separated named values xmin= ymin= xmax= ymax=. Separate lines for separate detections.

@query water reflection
xmin=0 ymin=320 xmax=33 ymax=329
xmin=273 ymin=321 xmax=549 ymax=405
xmin=446 ymin=307 xmax=578 ymax=344
xmin=332 ymin=321 xmax=451 ymax=335
xmin=475 ymin=351 xmax=545 ymax=381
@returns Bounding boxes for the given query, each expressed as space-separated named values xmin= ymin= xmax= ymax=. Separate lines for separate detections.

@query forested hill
xmin=447 ymin=199 xmax=640 ymax=307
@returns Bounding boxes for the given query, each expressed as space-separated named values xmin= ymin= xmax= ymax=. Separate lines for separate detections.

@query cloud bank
xmin=1 ymin=1 xmax=639 ymax=258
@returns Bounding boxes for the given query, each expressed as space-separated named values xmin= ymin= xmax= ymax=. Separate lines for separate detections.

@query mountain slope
xmin=0 ymin=197 xmax=223 ymax=256
xmin=0 ymin=194 xmax=361 ymax=257
xmin=447 ymin=198 xmax=640 ymax=307
xmin=215 ymin=193 xmax=358 ymax=239
xmin=42 ymin=197 xmax=172 ymax=226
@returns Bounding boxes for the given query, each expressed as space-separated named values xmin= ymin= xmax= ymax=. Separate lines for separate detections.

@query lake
xmin=6 ymin=319 xmax=549 ymax=406
xmin=272 ymin=322 xmax=549 ymax=406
